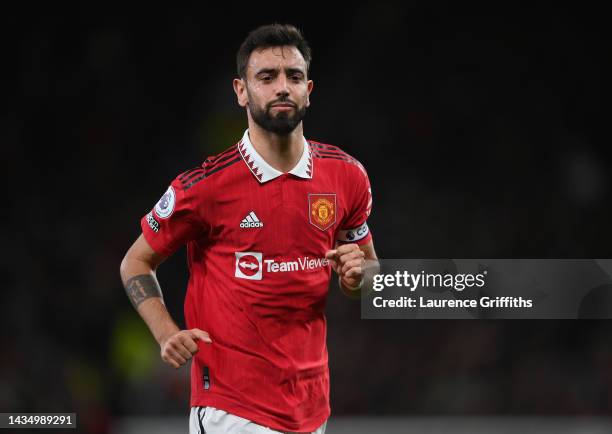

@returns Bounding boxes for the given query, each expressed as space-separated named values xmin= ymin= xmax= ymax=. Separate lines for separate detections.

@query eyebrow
xmin=255 ymin=67 xmax=306 ymax=76
xmin=286 ymin=68 xmax=305 ymax=75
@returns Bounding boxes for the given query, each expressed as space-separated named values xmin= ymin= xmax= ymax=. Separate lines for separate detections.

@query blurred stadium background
xmin=4 ymin=4 xmax=612 ymax=433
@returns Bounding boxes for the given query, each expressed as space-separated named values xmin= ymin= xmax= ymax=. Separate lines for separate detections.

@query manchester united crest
xmin=309 ymin=193 xmax=336 ymax=231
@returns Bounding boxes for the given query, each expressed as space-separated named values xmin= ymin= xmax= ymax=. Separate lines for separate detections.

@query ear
xmin=233 ymin=78 xmax=248 ymax=107
xmin=305 ymin=79 xmax=314 ymax=107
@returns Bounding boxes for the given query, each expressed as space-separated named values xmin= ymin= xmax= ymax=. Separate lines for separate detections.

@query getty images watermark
xmin=371 ymin=269 xmax=532 ymax=309
xmin=358 ymin=259 xmax=612 ymax=319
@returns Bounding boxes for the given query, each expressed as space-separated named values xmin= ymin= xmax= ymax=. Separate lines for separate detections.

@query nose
xmin=275 ymin=74 xmax=289 ymax=98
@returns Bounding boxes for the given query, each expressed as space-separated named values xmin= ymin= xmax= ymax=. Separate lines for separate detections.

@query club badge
xmin=309 ymin=193 xmax=336 ymax=231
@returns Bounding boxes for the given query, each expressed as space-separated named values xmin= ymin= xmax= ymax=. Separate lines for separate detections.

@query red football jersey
xmin=140 ymin=130 xmax=373 ymax=432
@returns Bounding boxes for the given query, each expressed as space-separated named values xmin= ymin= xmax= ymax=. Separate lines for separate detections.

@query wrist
xmin=339 ymin=275 xmax=364 ymax=291
xmin=157 ymin=325 xmax=180 ymax=347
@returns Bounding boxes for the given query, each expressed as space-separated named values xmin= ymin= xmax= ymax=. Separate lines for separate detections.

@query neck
xmin=247 ymin=117 xmax=304 ymax=173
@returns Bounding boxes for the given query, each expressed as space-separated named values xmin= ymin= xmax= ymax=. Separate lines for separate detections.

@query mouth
xmin=270 ymin=101 xmax=296 ymax=109
xmin=269 ymin=104 xmax=295 ymax=114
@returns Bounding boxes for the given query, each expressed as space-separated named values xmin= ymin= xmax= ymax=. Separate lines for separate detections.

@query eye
xmin=259 ymin=75 xmax=272 ymax=82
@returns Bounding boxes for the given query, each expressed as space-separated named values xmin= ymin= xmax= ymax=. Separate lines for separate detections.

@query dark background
xmin=4 ymin=5 xmax=612 ymax=433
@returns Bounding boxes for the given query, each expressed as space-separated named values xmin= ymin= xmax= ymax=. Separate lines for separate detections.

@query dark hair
xmin=236 ymin=24 xmax=312 ymax=79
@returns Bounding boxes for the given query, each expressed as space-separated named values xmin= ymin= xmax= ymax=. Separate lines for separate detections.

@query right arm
xmin=120 ymin=234 xmax=211 ymax=369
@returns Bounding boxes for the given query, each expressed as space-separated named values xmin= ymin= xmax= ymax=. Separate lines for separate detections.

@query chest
xmin=207 ymin=174 xmax=348 ymax=255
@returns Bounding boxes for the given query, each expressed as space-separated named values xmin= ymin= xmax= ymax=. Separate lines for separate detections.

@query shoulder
xmin=173 ymin=143 xmax=242 ymax=191
xmin=308 ymin=139 xmax=368 ymax=177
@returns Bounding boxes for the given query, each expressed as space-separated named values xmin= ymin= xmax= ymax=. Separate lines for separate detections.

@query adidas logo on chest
xmin=240 ymin=211 xmax=264 ymax=228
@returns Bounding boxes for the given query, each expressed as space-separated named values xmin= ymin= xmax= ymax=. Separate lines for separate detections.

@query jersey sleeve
xmin=337 ymin=163 xmax=373 ymax=245
xmin=140 ymin=175 xmax=206 ymax=256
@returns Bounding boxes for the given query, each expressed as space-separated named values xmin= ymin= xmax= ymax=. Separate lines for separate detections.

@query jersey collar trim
xmin=239 ymin=129 xmax=313 ymax=183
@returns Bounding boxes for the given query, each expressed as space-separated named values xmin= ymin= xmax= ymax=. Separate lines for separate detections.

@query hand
xmin=325 ymin=243 xmax=365 ymax=290
xmin=160 ymin=328 xmax=212 ymax=369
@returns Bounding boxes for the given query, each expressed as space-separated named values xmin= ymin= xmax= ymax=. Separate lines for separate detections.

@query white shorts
xmin=189 ymin=406 xmax=327 ymax=434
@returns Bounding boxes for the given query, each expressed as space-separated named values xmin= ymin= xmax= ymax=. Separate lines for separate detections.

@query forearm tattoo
xmin=125 ymin=274 xmax=163 ymax=308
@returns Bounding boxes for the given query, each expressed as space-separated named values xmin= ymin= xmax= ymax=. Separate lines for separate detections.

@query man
xmin=120 ymin=24 xmax=377 ymax=434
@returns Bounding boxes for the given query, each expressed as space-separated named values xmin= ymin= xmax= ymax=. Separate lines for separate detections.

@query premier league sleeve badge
xmin=154 ymin=186 xmax=176 ymax=219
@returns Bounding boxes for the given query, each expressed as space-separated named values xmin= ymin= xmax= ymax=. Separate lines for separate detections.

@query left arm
xmin=329 ymin=159 xmax=378 ymax=297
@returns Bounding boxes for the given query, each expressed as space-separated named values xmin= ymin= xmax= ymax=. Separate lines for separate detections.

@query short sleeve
xmin=337 ymin=164 xmax=373 ymax=245
xmin=140 ymin=176 xmax=205 ymax=256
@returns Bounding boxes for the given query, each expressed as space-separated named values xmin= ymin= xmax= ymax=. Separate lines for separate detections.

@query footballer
xmin=120 ymin=24 xmax=378 ymax=434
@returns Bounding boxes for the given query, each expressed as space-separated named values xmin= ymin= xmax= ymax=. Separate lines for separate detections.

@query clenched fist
xmin=325 ymin=243 xmax=365 ymax=290
xmin=160 ymin=328 xmax=212 ymax=369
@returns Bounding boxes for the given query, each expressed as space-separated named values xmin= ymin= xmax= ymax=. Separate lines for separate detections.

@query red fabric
xmin=140 ymin=139 xmax=372 ymax=432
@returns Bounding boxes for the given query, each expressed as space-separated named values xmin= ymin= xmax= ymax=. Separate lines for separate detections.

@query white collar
xmin=238 ymin=129 xmax=313 ymax=183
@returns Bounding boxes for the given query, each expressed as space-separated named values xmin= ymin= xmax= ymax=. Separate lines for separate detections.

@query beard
xmin=248 ymin=97 xmax=308 ymax=135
